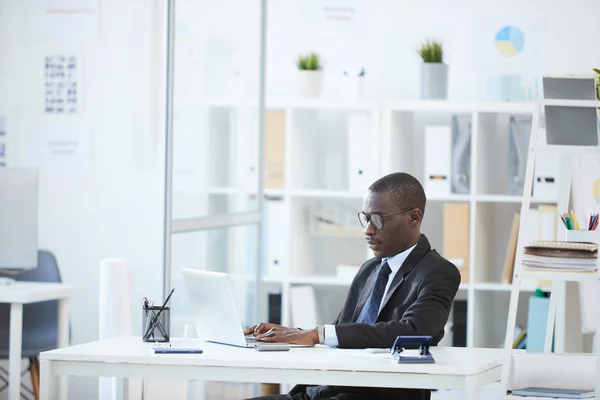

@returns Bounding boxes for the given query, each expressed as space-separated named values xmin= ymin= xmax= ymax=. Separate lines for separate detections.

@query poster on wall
xmin=472 ymin=18 xmax=547 ymax=101
xmin=30 ymin=128 xmax=92 ymax=175
xmin=30 ymin=0 xmax=99 ymax=41
xmin=44 ymin=55 xmax=78 ymax=114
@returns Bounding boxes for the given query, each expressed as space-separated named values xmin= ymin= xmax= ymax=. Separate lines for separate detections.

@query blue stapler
xmin=391 ymin=336 xmax=435 ymax=364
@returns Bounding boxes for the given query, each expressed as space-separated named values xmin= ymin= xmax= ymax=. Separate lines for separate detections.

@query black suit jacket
xmin=292 ymin=234 xmax=461 ymax=400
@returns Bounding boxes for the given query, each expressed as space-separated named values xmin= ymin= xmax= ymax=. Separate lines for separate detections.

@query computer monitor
xmin=0 ymin=167 xmax=39 ymax=271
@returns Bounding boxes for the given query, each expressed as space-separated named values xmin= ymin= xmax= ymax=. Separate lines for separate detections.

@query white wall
xmin=0 ymin=0 xmax=166 ymax=398
xmin=0 ymin=0 xmax=598 ymax=399
xmin=265 ymin=0 xmax=600 ymax=101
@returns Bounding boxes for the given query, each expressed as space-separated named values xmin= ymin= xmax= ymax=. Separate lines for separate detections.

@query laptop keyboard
xmin=245 ymin=335 xmax=258 ymax=344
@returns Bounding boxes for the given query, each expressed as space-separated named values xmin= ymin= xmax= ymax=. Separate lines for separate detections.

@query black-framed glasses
xmin=357 ymin=207 xmax=415 ymax=230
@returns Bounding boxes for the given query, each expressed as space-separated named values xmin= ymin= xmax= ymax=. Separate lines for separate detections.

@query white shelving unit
xmin=502 ymin=75 xmax=600 ymax=399
xmin=175 ymin=97 xmax=564 ymax=349
xmin=255 ymin=98 xmax=562 ymax=350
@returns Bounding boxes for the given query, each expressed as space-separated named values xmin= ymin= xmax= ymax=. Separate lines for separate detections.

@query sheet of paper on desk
xmin=331 ymin=350 xmax=390 ymax=359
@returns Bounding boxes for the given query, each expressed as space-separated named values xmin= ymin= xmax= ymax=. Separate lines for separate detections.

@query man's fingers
xmin=256 ymin=328 xmax=274 ymax=340
xmin=257 ymin=333 xmax=283 ymax=342
xmin=243 ymin=325 xmax=256 ymax=335
xmin=253 ymin=323 xmax=265 ymax=334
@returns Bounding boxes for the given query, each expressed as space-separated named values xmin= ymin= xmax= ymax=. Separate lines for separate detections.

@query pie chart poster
xmin=473 ymin=19 xmax=547 ymax=78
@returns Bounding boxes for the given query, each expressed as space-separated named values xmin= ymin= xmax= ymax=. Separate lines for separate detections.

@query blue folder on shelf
xmin=526 ymin=293 xmax=550 ymax=353
xmin=511 ymin=387 xmax=594 ymax=399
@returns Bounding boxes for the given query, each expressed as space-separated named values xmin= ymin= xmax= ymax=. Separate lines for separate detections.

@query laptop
xmin=182 ymin=268 xmax=312 ymax=348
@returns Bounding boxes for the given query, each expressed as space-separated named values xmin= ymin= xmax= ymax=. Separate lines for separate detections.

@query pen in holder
xmin=142 ymin=288 xmax=174 ymax=342
xmin=142 ymin=305 xmax=171 ymax=342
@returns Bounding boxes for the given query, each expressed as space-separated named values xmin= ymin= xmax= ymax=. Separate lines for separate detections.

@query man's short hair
xmin=368 ymin=172 xmax=427 ymax=216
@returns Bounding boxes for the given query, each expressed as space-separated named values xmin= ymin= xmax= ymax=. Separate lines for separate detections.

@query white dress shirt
xmin=323 ymin=243 xmax=417 ymax=347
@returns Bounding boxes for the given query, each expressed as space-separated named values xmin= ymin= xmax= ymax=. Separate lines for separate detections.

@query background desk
xmin=40 ymin=337 xmax=504 ymax=400
xmin=0 ymin=282 xmax=74 ymax=400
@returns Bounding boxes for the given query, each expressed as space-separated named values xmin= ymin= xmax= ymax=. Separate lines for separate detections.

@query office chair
xmin=0 ymin=250 xmax=69 ymax=400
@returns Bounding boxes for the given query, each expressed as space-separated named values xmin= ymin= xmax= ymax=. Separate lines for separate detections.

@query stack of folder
xmin=523 ymin=240 xmax=598 ymax=272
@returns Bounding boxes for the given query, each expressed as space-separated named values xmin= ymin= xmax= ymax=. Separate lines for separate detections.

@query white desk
xmin=0 ymin=282 xmax=74 ymax=400
xmin=40 ymin=337 xmax=504 ymax=400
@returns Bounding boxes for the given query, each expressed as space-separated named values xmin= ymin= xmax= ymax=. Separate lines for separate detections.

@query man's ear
xmin=408 ymin=209 xmax=422 ymax=227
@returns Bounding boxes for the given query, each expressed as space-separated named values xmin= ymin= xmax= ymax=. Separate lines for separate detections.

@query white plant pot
xmin=356 ymin=76 xmax=366 ymax=99
xmin=297 ymin=70 xmax=324 ymax=98
xmin=421 ymin=62 xmax=448 ymax=100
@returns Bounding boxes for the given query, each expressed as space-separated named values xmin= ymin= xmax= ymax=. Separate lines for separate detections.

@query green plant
xmin=417 ymin=39 xmax=443 ymax=63
xmin=296 ymin=52 xmax=322 ymax=70
xmin=594 ymin=68 xmax=600 ymax=100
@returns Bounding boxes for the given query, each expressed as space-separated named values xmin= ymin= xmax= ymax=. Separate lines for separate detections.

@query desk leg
xmin=57 ymin=298 xmax=69 ymax=400
xmin=40 ymin=360 xmax=51 ymax=400
xmin=465 ymin=378 xmax=480 ymax=400
xmin=9 ymin=303 xmax=23 ymax=400
xmin=116 ymin=377 xmax=130 ymax=400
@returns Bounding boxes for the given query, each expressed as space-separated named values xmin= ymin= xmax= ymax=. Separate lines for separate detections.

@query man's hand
xmin=243 ymin=322 xmax=288 ymax=337
xmin=255 ymin=327 xmax=319 ymax=346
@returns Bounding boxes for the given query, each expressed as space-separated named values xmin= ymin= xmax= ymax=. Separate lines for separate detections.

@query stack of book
xmin=523 ymin=240 xmax=598 ymax=272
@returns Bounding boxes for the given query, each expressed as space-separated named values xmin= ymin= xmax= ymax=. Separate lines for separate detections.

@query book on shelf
xmin=522 ymin=240 xmax=598 ymax=271
xmin=501 ymin=212 xmax=520 ymax=284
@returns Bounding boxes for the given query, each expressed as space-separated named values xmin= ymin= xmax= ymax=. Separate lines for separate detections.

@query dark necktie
xmin=356 ymin=261 xmax=392 ymax=324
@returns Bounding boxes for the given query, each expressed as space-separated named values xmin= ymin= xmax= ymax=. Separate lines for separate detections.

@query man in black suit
xmin=245 ymin=172 xmax=461 ymax=400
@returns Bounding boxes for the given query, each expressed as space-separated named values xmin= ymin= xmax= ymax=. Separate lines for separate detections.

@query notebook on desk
xmin=511 ymin=387 xmax=594 ymax=399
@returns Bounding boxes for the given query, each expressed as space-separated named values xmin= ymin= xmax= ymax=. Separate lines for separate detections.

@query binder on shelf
xmin=290 ymin=286 xmax=318 ymax=329
xmin=347 ymin=113 xmax=375 ymax=192
xmin=507 ymin=116 xmax=531 ymax=196
xmin=264 ymin=111 xmax=286 ymax=189
xmin=452 ymin=300 xmax=467 ymax=347
xmin=443 ymin=203 xmax=469 ymax=282
xmin=264 ymin=198 xmax=286 ymax=277
xmin=425 ymin=125 xmax=452 ymax=197
xmin=533 ymin=152 xmax=559 ymax=201
xmin=232 ymin=109 xmax=259 ymax=190
xmin=268 ymin=292 xmax=282 ymax=326
xmin=450 ymin=115 xmax=471 ymax=194
xmin=526 ymin=290 xmax=550 ymax=353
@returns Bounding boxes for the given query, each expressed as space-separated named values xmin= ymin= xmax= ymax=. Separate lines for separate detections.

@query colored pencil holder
xmin=142 ymin=306 xmax=171 ymax=342
xmin=566 ymin=229 xmax=600 ymax=244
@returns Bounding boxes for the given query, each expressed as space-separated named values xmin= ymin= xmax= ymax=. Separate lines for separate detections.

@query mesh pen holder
xmin=142 ymin=306 xmax=171 ymax=342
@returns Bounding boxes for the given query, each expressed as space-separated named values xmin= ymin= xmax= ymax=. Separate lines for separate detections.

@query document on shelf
xmin=511 ymin=386 xmax=594 ymax=399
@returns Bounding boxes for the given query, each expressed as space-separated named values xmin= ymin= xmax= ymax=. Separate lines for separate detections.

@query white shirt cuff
xmin=324 ymin=324 xmax=339 ymax=348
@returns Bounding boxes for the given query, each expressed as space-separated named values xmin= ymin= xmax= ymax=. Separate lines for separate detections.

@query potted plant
xmin=296 ymin=52 xmax=323 ymax=97
xmin=417 ymin=39 xmax=448 ymax=99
